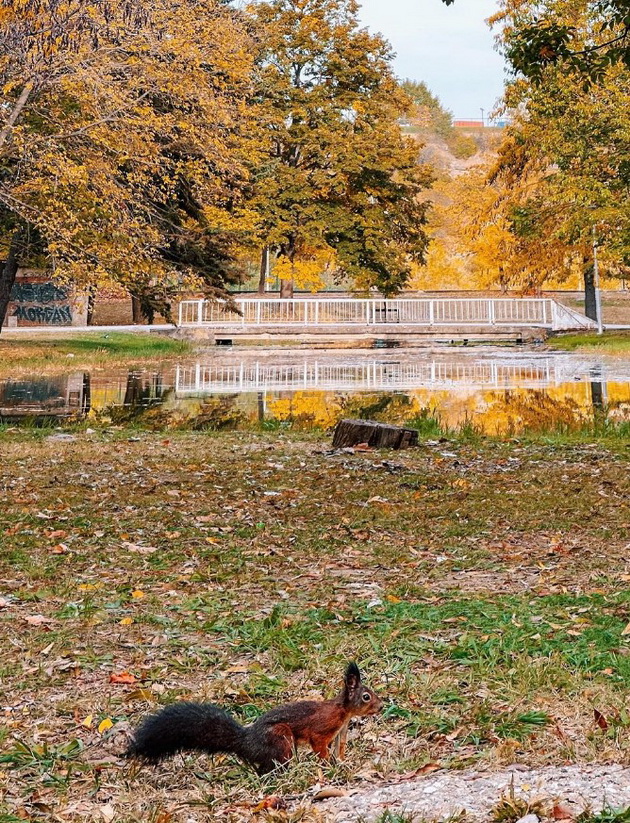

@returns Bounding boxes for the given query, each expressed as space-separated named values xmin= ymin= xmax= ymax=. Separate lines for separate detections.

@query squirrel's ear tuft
xmin=344 ymin=661 xmax=362 ymax=693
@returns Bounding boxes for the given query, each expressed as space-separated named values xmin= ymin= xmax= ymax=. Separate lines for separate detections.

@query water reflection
xmin=0 ymin=373 xmax=90 ymax=421
xmin=1 ymin=350 xmax=629 ymax=434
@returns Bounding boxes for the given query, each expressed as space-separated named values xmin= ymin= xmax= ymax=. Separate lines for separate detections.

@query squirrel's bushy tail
xmin=127 ymin=702 xmax=247 ymax=761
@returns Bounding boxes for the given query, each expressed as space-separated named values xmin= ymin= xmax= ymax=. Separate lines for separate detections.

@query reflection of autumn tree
xmin=483 ymin=390 xmax=590 ymax=434
xmin=227 ymin=383 xmax=630 ymax=434
xmin=339 ymin=393 xmax=418 ymax=426
xmin=267 ymin=391 xmax=342 ymax=429
xmin=268 ymin=391 xmax=424 ymax=429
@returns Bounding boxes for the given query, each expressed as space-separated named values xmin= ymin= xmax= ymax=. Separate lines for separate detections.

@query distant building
xmin=453 ymin=118 xmax=508 ymax=129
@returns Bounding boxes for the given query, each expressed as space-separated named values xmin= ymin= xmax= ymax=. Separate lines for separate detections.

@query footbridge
xmin=177 ymin=297 xmax=595 ymax=341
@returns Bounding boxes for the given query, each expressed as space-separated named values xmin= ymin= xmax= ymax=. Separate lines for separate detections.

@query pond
xmin=2 ymin=348 xmax=630 ymax=435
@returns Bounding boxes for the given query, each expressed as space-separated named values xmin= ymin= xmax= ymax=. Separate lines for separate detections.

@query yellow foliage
xmin=0 ymin=0 xmax=259 ymax=299
xmin=272 ymin=257 xmax=326 ymax=293
xmin=267 ymin=391 xmax=341 ymax=429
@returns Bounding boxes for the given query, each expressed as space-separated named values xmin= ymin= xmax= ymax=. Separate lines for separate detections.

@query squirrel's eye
xmin=362 ymin=692 xmax=371 ymax=702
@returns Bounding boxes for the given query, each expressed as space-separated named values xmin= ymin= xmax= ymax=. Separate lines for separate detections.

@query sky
xmin=356 ymin=0 xmax=507 ymax=120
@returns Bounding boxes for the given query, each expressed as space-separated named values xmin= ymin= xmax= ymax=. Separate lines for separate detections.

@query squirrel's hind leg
xmin=253 ymin=724 xmax=294 ymax=774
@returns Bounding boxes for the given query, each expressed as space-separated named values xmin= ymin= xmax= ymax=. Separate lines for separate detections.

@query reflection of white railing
xmin=177 ymin=298 xmax=595 ymax=331
xmin=175 ymin=358 xmax=586 ymax=395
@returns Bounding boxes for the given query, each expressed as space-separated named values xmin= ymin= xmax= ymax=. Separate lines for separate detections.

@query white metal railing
xmin=177 ymin=298 xmax=595 ymax=331
xmin=175 ymin=356 xmax=598 ymax=395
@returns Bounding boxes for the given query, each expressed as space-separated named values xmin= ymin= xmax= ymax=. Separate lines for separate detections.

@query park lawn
xmin=0 ymin=332 xmax=191 ymax=376
xmin=1 ymin=428 xmax=629 ymax=822
xmin=548 ymin=331 xmax=630 ymax=354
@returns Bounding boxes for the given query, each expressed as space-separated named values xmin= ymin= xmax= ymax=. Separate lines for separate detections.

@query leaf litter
xmin=0 ymin=428 xmax=629 ymax=821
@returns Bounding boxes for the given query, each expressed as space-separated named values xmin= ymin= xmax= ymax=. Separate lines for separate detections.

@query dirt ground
xmin=1 ymin=429 xmax=629 ymax=822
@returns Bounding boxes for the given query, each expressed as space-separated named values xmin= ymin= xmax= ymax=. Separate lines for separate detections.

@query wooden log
xmin=332 ymin=418 xmax=418 ymax=450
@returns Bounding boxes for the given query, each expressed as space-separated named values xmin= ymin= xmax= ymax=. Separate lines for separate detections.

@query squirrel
xmin=126 ymin=662 xmax=382 ymax=774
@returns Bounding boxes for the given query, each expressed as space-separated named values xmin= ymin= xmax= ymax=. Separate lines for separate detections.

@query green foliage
xmin=401 ymin=78 xmax=453 ymax=139
xmin=446 ymin=131 xmax=477 ymax=160
xmin=505 ymin=9 xmax=630 ymax=83
xmin=252 ymin=0 xmax=431 ymax=295
xmin=577 ymin=809 xmax=630 ymax=823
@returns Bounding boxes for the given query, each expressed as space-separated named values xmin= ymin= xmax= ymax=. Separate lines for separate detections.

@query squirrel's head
xmin=342 ymin=662 xmax=383 ymax=717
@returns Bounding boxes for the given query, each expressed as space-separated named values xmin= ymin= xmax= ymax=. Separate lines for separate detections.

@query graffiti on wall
xmin=9 ymin=280 xmax=73 ymax=325
xmin=12 ymin=305 xmax=73 ymax=324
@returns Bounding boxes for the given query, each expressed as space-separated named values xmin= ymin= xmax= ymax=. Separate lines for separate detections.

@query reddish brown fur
xmin=252 ymin=662 xmax=383 ymax=765
xmin=129 ymin=662 xmax=382 ymax=773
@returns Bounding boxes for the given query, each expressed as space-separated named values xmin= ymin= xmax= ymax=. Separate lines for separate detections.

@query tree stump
xmin=332 ymin=419 xmax=418 ymax=450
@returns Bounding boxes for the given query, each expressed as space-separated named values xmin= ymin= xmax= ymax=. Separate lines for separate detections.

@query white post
xmin=488 ymin=299 xmax=495 ymax=326
xmin=429 ymin=300 xmax=434 ymax=326
xmin=195 ymin=362 xmax=201 ymax=392
xmin=197 ymin=299 xmax=203 ymax=326
xmin=315 ymin=300 xmax=319 ymax=324
xmin=304 ymin=301 xmax=308 ymax=325
xmin=256 ymin=301 xmax=261 ymax=324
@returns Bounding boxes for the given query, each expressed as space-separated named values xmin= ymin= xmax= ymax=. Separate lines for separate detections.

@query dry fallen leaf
xmin=312 ymin=787 xmax=348 ymax=801
xmin=125 ymin=688 xmax=155 ymax=702
xmin=109 ymin=672 xmax=136 ymax=684
xmin=98 ymin=718 xmax=114 ymax=734
xmin=251 ymin=796 xmax=286 ymax=811
xmin=23 ymin=614 xmax=54 ymax=626
xmin=552 ymin=803 xmax=575 ymax=820
xmin=593 ymin=708 xmax=609 ymax=730
xmin=100 ymin=803 xmax=115 ymax=822
xmin=122 ymin=542 xmax=158 ymax=554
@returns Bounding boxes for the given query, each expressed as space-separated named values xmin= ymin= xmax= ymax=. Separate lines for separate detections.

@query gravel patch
xmin=322 ymin=764 xmax=630 ymax=821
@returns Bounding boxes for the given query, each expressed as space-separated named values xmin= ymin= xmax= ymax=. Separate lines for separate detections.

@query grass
xmin=548 ymin=331 xmax=630 ymax=353
xmin=0 ymin=427 xmax=629 ymax=821
xmin=0 ymin=332 xmax=191 ymax=376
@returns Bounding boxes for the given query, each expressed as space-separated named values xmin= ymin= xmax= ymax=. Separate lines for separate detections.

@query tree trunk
xmin=131 ymin=294 xmax=143 ymax=324
xmin=584 ymin=263 xmax=597 ymax=322
xmin=280 ymin=278 xmax=294 ymax=299
xmin=0 ymin=230 xmax=23 ymax=332
xmin=258 ymin=246 xmax=270 ymax=294
xmin=332 ymin=418 xmax=419 ymax=450
xmin=86 ymin=284 xmax=97 ymax=325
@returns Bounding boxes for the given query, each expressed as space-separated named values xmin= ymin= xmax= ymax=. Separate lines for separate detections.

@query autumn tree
xmin=0 ymin=0 xmax=258 ymax=329
xmin=426 ymin=0 xmax=629 ymax=309
xmin=488 ymin=5 xmax=630 ymax=312
xmin=251 ymin=0 xmax=431 ymax=297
